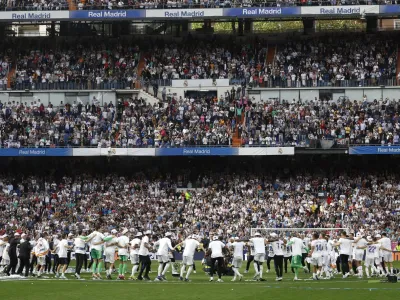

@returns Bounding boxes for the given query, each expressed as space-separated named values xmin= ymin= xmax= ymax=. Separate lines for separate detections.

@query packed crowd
xmin=3 ymin=92 xmax=400 ymax=147
xmin=237 ymin=95 xmax=400 ymax=146
xmin=1 ymin=0 xmax=69 ymax=10
xmin=0 ymin=157 xmax=399 ymax=242
xmin=249 ymin=35 xmax=398 ymax=88
xmin=0 ymin=91 xmax=236 ymax=148
xmin=143 ymin=36 xmax=267 ymax=81
xmin=13 ymin=41 xmax=140 ymax=91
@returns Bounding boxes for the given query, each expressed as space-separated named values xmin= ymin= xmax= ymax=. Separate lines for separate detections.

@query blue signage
xmin=224 ymin=7 xmax=300 ymax=17
xmin=349 ymin=146 xmax=400 ymax=155
xmin=156 ymin=147 xmax=238 ymax=156
xmin=69 ymin=10 xmax=145 ymax=19
xmin=0 ymin=148 xmax=73 ymax=157
xmin=379 ymin=5 xmax=400 ymax=14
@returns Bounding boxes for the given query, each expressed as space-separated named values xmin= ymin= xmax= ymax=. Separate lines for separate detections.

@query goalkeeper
xmin=286 ymin=233 xmax=305 ymax=281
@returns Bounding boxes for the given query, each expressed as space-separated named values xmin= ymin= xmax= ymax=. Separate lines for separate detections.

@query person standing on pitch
xmin=137 ymin=230 xmax=152 ymax=281
xmin=270 ymin=233 xmax=284 ymax=281
xmin=207 ymin=236 xmax=226 ymax=282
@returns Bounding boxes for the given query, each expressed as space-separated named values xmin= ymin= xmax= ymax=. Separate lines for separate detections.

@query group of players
xmin=0 ymin=226 xmax=396 ymax=282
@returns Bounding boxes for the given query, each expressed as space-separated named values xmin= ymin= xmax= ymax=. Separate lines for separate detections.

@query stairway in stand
xmin=266 ymin=45 xmax=276 ymax=65
xmin=7 ymin=66 xmax=15 ymax=90
xmin=135 ymin=53 xmax=147 ymax=89
xmin=396 ymin=47 xmax=400 ymax=84
xmin=231 ymin=115 xmax=244 ymax=147
xmin=67 ymin=0 xmax=77 ymax=10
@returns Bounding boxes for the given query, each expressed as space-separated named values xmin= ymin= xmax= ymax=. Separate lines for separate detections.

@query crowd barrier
xmin=0 ymin=5 xmax=400 ymax=22
xmin=0 ymin=147 xmax=296 ymax=156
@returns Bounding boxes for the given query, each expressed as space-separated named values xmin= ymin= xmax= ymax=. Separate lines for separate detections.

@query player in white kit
xmin=230 ymin=237 xmax=244 ymax=281
xmin=154 ymin=232 xmax=174 ymax=282
xmin=129 ymin=232 xmax=142 ymax=280
xmin=353 ymin=233 xmax=368 ymax=278
xmin=249 ymin=232 xmax=267 ymax=281
xmin=104 ymin=230 xmax=118 ymax=280
xmin=309 ymin=233 xmax=323 ymax=280
xmin=357 ymin=236 xmax=391 ymax=278
xmin=379 ymin=233 xmax=394 ymax=275
xmin=176 ymin=234 xmax=203 ymax=282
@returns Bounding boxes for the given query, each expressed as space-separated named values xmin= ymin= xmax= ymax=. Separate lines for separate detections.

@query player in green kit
xmin=287 ymin=233 xmax=305 ymax=281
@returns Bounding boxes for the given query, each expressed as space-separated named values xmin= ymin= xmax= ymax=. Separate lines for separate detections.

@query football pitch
xmin=0 ymin=262 xmax=399 ymax=300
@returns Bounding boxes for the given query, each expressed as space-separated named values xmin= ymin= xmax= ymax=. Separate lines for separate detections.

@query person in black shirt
xmin=17 ymin=235 xmax=32 ymax=277
xmin=5 ymin=233 xmax=21 ymax=276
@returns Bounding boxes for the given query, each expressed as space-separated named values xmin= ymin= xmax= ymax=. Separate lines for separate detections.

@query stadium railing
xmin=0 ymin=138 xmax=349 ymax=149
xmin=5 ymin=77 xmax=397 ymax=91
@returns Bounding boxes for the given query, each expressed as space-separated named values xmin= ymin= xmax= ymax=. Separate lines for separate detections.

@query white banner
xmin=145 ymin=8 xmax=223 ymax=18
xmin=73 ymin=148 xmax=155 ymax=156
xmin=238 ymin=147 xmax=294 ymax=156
xmin=301 ymin=5 xmax=379 ymax=15
xmin=238 ymin=148 xmax=268 ymax=156
xmin=0 ymin=11 xmax=69 ymax=21
xmin=266 ymin=147 xmax=294 ymax=156
xmin=172 ymin=79 xmax=230 ymax=88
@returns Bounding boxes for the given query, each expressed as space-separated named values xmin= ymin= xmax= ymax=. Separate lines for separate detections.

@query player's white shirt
xmin=0 ymin=240 xmax=5 ymax=257
xmin=208 ymin=240 xmax=225 ymax=258
xmin=379 ymin=237 xmax=391 ymax=252
xmin=272 ymin=240 xmax=284 ymax=256
xmin=284 ymin=244 xmax=292 ymax=257
xmin=130 ymin=238 xmax=141 ymax=255
xmin=104 ymin=236 xmax=117 ymax=253
xmin=74 ymin=237 xmax=86 ymax=254
xmin=138 ymin=235 xmax=150 ymax=256
xmin=338 ymin=238 xmax=353 ymax=255
xmin=327 ymin=240 xmax=335 ymax=254
xmin=320 ymin=239 xmax=328 ymax=256
xmin=249 ymin=237 xmax=266 ymax=255
xmin=182 ymin=238 xmax=200 ymax=257
xmin=57 ymin=239 xmax=69 ymax=258
xmin=231 ymin=241 xmax=244 ymax=258
xmin=355 ymin=238 xmax=368 ymax=254
xmin=249 ymin=243 xmax=255 ymax=256
xmin=302 ymin=237 xmax=310 ymax=254
xmin=117 ymin=235 xmax=130 ymax=256
xmin=2 ymin=243 xmax=10 ymax=260
xmin=366 ymin=243 xmax=381 ymax=259
xmin=36 ymin=237 xmax=49 ymax=257
xmin=311 ymin=239 xmax=324 ymax=257
xmin=87 ymin=231 xmax=105 ymax=251
xmin=155 ymin=237 xmax=173 ymax=256
xmin=289 ymin=237 xmax=303 ymax=256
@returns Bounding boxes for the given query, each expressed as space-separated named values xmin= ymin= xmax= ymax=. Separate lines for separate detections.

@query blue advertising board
xmin=69 ymin=10 xmax=145 ymax=19
xmin=0 ymin=148 xmax=73 ymax=157
xmin=379 ymin=5 xmax=400 ymax=14
xmin=156 ymin=147 xmax=239 ymax=156
xmin=224 ymin=7 xmax=300 ymax=17
xmin=349 ymin=146 xmax=400 ymax=155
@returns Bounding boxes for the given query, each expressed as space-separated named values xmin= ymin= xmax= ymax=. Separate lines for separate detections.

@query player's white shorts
xmin=37 ymin=256 xmax=46 ymax=266
xmin=354 ymin=251 xmax=364 ymax=261
xmin=182 ymin=255 xmax=194 ymax=266
xmin=104 ymin=250 xmax=115 ymax=263
xmin=254 ymin=253 xmax=265 ymax=263
xmin=311 ymin=255 xmax=323 ymax=266
xmin=158 ymin=255 xmax=170 ymax=263
xmin=130 ymin=253 xmax=139 ymax=265
xmin=365 ymin=257 xmax=380 ymax=267
xmin=232 ymin=257 xmax=243 ymax=269
xmin=383 ymin=252 xmax=393 ymax=263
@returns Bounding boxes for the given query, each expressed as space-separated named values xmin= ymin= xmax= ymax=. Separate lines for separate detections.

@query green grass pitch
xmin=0 ymin=261 xmax=399 ymax=300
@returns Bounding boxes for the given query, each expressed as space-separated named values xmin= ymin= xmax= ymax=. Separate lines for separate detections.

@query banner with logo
xmin=156 ymin=147 xmax=239 ymax=156
xmin=0 ymin=148 xmax=72 ymax=156
xmin=69 ymin=10 xmax=145 ymax=19
xmin=146 ymin=8 xmax=223 ymax=18
xmin=349 ymin=146 xmax=400 ymax=155
xmin=224 ymin=7 xmax=300 ymax=18
xmin=171 ymin=79 xmax=229 ymax=88
xmin=0 ymin=11 xmax=69 ymax=21
xmin=301 ymin=5 xmax=379 ymax=15
xmin=72 ymin=148 xmax=155 ymax=156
